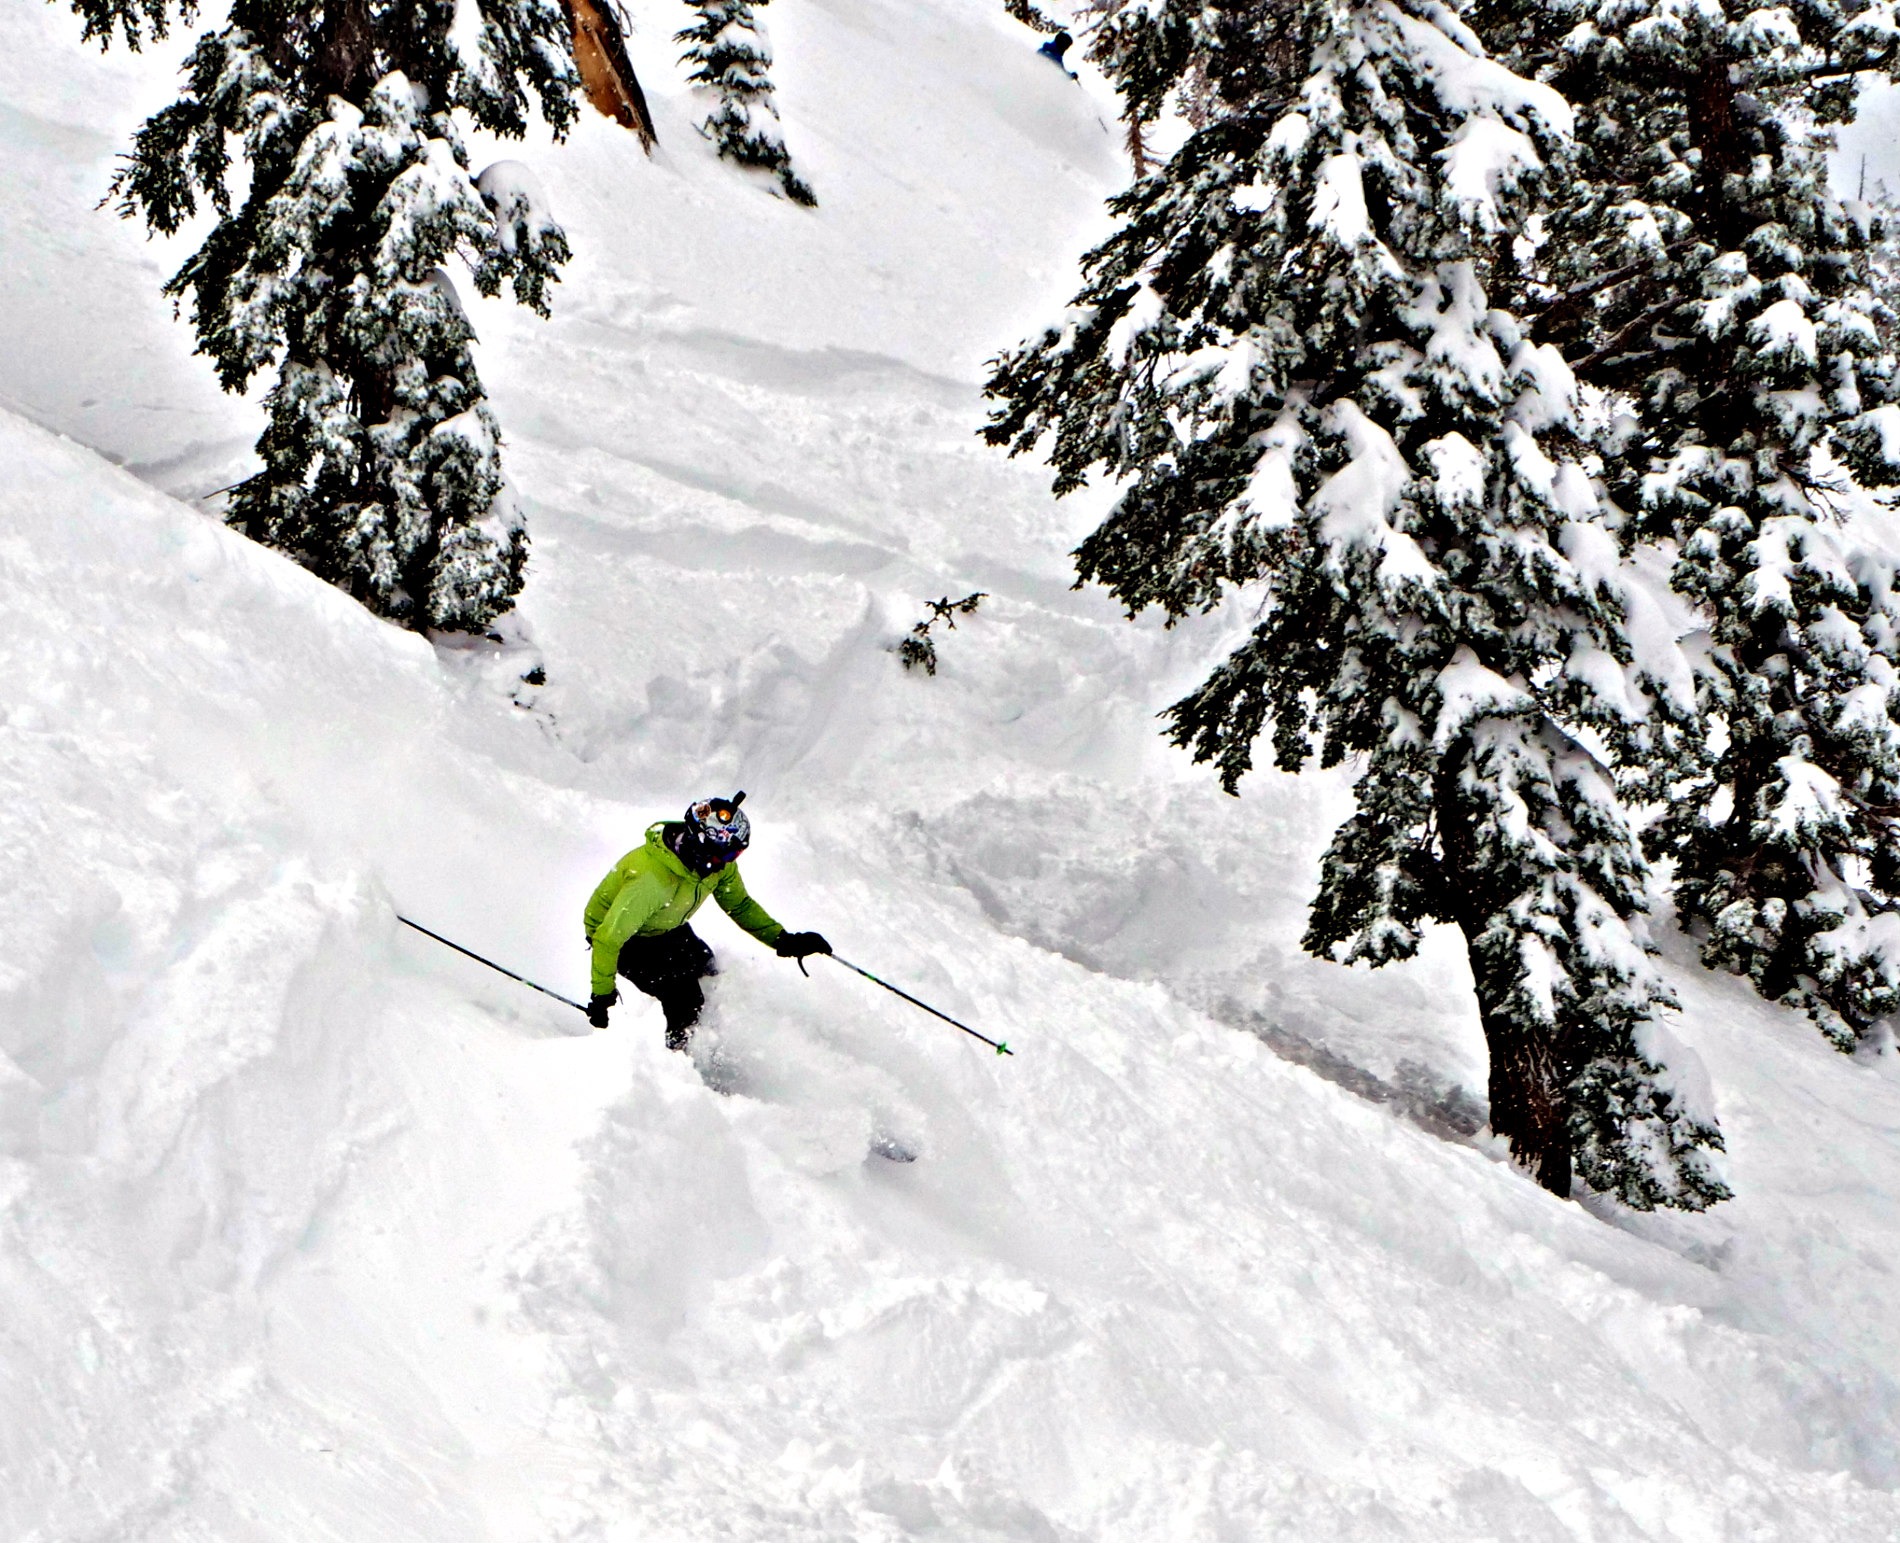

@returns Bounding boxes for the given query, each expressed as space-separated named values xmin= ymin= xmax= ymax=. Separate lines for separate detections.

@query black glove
xmin=775 ymin=931 xmax=832 ymax=960
xmin=587 ymin=990 xmax=617 ymax=1029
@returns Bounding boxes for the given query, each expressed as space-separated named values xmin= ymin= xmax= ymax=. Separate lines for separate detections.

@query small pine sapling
xmin=1074 ymin=0 xmax=1192 ymax=176
xmin=676 ymin=0 xmax=816 ymax=206
xmin=898 ymin=593 xmax=987 ymax=676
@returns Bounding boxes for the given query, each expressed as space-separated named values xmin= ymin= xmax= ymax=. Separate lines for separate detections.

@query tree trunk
xmin=316 ymin=0 xmax=378 ymax=102
xmin=1687 ymin=50 xmax=1746 ymax=247
xmin=1470 ymin=970 xmax=1575 ymax=1196
xmin=1437 ymin=733 xmax=1577 ymax=1197
xmin=566 ymin=0 xmax=658 ymax=151
xmin=1124 ymin=110 xmax=1151 ymax=177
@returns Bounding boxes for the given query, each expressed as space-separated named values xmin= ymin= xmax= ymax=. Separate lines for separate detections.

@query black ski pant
xmin=617 ymin=924 xmax=715 ymax=1050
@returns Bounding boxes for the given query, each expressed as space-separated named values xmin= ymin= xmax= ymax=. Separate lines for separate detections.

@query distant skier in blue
xmin=1038 ymin=30 xmax=1077 ymax=77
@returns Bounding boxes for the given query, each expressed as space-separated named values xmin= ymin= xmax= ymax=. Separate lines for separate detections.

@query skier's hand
xmin=775 ymin=931 xmax=832 ymax=960
xmin=587 ymin=990 xmax=617 ymax=1029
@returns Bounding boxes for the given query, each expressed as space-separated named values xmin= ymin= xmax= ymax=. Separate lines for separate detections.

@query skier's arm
xmin=590 ymin=876 xmax=667 ymax=996
xmin=583 ymin=863 xmax=627 ymax=943
xmin=713 ymin=864 xmax=785 ymax=946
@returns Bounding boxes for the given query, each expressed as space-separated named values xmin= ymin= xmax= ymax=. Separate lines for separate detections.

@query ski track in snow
xmin=5 ymin=1 xmax=1900 ymax=1538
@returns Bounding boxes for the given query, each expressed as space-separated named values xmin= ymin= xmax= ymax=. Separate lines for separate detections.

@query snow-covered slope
xmin=6 ymin=3 xmax=1900 ymax=1538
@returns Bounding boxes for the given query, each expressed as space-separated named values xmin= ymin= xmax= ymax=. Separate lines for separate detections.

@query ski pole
xmin=825 ymin=954 xmax=1012 ymax=1056
xmin=397 ymin=915 xmax=586 ymax=1013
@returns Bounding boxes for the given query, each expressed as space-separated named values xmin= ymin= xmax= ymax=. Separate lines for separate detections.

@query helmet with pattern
xmin=677 ymin=792 xmax=751 ymax=875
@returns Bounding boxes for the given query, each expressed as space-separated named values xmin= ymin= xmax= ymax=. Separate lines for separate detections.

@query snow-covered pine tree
xmin=70 ymin=0 xmax=576 ymax=634
xmin=1512 ymin=0 xmax=1900 ymax=1050
xmin=1003 ymin=0 xmax=1064 ymax=34
xmin=676 ymin=0 xmax=816 ymax=206
xmin=986 ymin=0 xmax=1730 ymax=1204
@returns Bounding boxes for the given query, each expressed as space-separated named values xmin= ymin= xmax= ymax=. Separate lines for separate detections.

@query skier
xmin=584 ymin=793 xmax=831 ymax=1048
xmin=1037 ymin=30 xmax=1076 ymax=75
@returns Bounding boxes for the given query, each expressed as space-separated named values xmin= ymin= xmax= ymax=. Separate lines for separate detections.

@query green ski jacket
xmin=584 ymin=822 xmax=785 ymax=996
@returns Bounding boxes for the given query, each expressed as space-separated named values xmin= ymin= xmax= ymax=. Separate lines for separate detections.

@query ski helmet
xmin=681 ymin=791 xmax=751 ymax=871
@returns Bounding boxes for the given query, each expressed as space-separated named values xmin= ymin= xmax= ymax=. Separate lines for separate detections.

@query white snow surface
xmin=5 ymin=2 xmax=1900 ymax=1539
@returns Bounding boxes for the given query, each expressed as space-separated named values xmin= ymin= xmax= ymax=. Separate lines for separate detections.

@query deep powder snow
xmin=4 ymin=2 xmax=1900 ymax=1538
